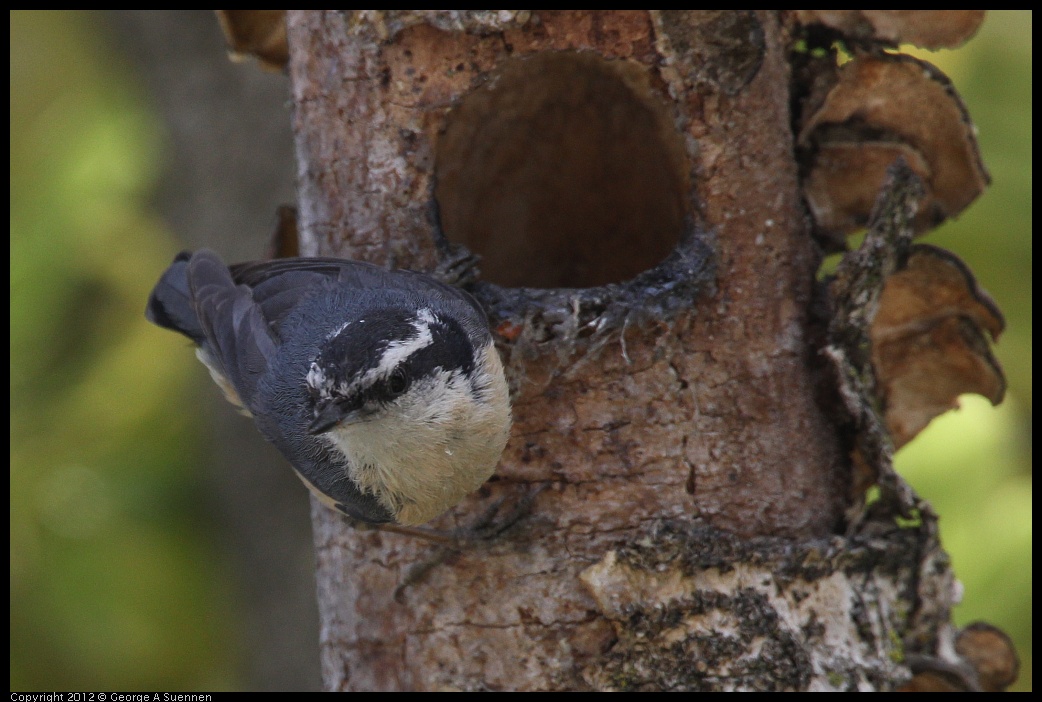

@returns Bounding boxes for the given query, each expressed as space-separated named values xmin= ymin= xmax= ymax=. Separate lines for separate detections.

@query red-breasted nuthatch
xmin=146 ymin=250 xmax=512 ymax=526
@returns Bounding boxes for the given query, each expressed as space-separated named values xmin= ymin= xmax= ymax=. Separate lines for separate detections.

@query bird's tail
xmin=145 ymin=251 xmax=206 ymax=343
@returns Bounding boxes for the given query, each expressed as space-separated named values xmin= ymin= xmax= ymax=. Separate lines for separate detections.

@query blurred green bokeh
xmin=11 ymin=10 xmax=238 ymax=690
xmin=895 ymin=10 xmax=1033 ymax=691
xmin=9 ymin=10 xmax=1031 ymax=691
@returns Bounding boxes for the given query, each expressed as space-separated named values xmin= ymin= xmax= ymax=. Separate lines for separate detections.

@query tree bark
xmin=287 ymin=10 xmax=958 ymax=691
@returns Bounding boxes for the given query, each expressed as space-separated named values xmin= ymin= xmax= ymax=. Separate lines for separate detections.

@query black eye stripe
xmin=387 ymin=368 xmax=408 ymax=396
xmin=312 ymin=309 xmax=476 ymax=408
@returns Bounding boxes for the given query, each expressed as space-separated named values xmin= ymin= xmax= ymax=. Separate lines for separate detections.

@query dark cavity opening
xmin=435 ymin=51 xmax=690 ymax=289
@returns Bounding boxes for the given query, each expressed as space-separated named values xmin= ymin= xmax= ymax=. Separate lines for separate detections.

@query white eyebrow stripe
xmin=354 ymin=309 xmax=436 ymax=390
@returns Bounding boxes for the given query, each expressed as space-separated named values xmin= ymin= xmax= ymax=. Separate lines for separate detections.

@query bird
xmin=146 ymin=249 xmax=512 ymax=527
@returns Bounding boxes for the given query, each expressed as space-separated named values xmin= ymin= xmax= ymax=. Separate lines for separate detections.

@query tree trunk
xmin=287 ymin=10 xmax=961 ymax=691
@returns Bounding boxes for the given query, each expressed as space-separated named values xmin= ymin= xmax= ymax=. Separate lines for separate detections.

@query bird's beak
xmin=308 ymin=402 xmax=349 ymax=435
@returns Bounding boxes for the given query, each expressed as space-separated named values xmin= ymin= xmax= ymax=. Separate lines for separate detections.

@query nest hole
xmin=435 ymin=51 xmax=690 ymax=289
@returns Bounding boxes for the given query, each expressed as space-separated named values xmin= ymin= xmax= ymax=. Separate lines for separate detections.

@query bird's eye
xmin=387 ymin=368 xmax=408 ymax=397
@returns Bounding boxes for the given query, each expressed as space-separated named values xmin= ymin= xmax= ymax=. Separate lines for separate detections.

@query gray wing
xmin=146 ymin=250 xmax=278 ymax=414
xmin=230 ymin=256 xmax=491 ymax=343
xmin=184 ymin=250 xmax=280 ymax=416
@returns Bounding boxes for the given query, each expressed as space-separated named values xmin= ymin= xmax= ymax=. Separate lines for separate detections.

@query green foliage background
xmin=10 ymin=10 xmax=237 ymax=690
xmin=9 ymin=10 xmax=1031 ymax=691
